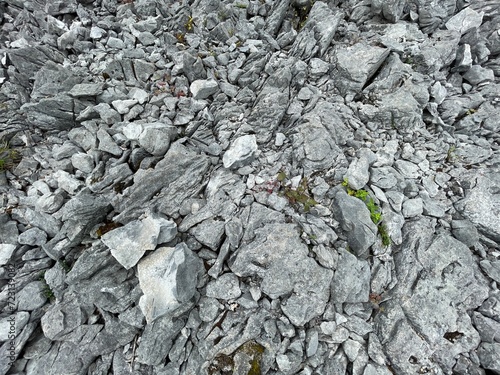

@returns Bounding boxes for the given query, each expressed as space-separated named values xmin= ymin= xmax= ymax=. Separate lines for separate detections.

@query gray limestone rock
xmin=230 ymin=223 xmax=332 ymax=326
xmin=17 ymin=227 xmax=47 ymax=246
xmin=332 ymin=190 xmax=377 ymax=259
xmin=206 ymin=273 xmax=241 ymax=300
xmin=21 ymin=94 xmax=84 ymax=131
xmin=0 ymin=244 xmax=16 ymax=266
xmin=222 ymin=135 xmax=258 ymax=169
xmin=375 ymin=228 xmax=490 ymax=374
xmin=345 ymin=148 xmax=377 ymax=190
xmin=290 ymin=2 xmax=343 ymax=60
xmin=451 ymin=219 xmax=479 ymax=247
xmin=114 ymin=142 xmax=211 ymax=222
xmin=189 ymin=79 xmax=219 ymax=100
xmin=477 ymin=342 xmax=500 ymax=374
xmin=138 ymin=122 xmax=176 ymax=156
xmin=455 ymin=171 xmax=500 ymax=242
xmin=473 ymin=312 xmax=500 ymax=343
xmin=292 ymin=116 xmax=344 ymax=175
xmin=101 ymin=214 xmax=162 ymax=270
xmin=190 ymin=218 xmax=225 ymax=250
xmin=445 ymin=7 xmax=484 ymax=35
xmin=244 ymin=65 xmax=291 ymax=144
xmin=331 ymin=249 xmax=370 ymax=304
xmin=480 ymin=260 xmax=500 ymax=284
xmin=68 ymin=83 xmax=104 ymax=97
xmin=17 ymin=281 xmax=48 ymax=310
xmin=332 ymin=43 xmax=389 ymax=99
xmin=137 ymin=243 xmax=203 ymax=323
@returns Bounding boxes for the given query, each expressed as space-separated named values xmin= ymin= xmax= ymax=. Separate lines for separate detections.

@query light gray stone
xmin=290 ymin=2 xmax=343 ymax=60
xmin=222 ymin=135 xmax=258 ymax=169
xmin=463 ymin=65 xmax=495 ymax=85
xmin=190 ymin=218 xmax=225 ymax=250
xmin=332 ymin=43 xmax=390 ymax=98
xmin=189 ymin=79 xmax=218 ymax=100
xmin=445 ymin=7 xmax=484 ymax=35
xmin=115 ymin=142 xmax=211 ymax=222
xmin=0 ymin=244 xmax=16 ymax=266
xmin=477 ymin=342 xmax=500 ymax=374
xmin=138 ymin=122 xmax=176 ymax=156
xmin=206 ymin=273 xmax=241 ymax=300
xmin=451 ymin=220 xmax=479 ymax=247
xmin=18 ymin=227 xmax=47 ymax=246
xmin=17 ymin=281 xmax=47 ymax=310
xmin=71 ymin=152 xmax=94 ymax=173
xmin=480 ymin=260 xmax=500 ymax=284
xmin=97 ymin=128 xmax=122 ymax=156
xmin=401 ymin=198 xmax=422 ymax=218
xmin=0 ymin=312 xmax=29 ymax=341
xmin=230 ymin=224 xmax=332 ymax=326
xmin=68 ymin=83 xmax=104 ymax=97
xmin=345 ymin=149 xmax=377 ymax=190
xmin=138 ymin=243 xmax=202 ymax=323
xmin=331 ymin=249 xmax=370 ymax=303
xmin=101 ymin=214 xmax=162 ymax=270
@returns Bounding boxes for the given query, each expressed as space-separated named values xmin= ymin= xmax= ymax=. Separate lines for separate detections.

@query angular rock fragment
xmin=290 ymin=2 xmax=343 ymax=60
xmin=101 ymin=215 xmax=161 ymax=270
xmin=189 ymin=79 xmax=219 ymax=100
xmin=222 ymin=134 xmax=258 ymax=169
xmin=114 ymin=142 xmax=211 ymax=222
xmin=445 ymin=7 xmax=484 ymax=35
xmin=332 ymin=43 xmax=389 ymax=98
xmin=455 ymin=170 xmax=500 ymax=242
xmin=331 ymin=249 xmax=370 ymax=303
xmin=332 ymin=190 xmax=377 ymax=259
xmin=138 ymin=243 xmax=203 ymax=323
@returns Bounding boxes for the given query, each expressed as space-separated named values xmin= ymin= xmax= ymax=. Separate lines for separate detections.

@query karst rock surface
xmin=0 ymin=0 xmax=499 ymax=374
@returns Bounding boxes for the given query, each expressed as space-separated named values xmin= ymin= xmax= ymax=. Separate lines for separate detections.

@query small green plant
xmin=277 ymin=171 xmax=317 ymax=212
xmin=0 ymin=140 xmax=20 ymax=172
xmin=234 ymin=3 xmax=247 ymax=8
xmin=39 ymin=271 xmax=55 ymax=302
xmin=58 ymin=259 xmax=71 ymax=273
xmin=185 ymin=16 xmax=194 ymax=32
xmin=342 ymin=178 xmax=391 ymax=246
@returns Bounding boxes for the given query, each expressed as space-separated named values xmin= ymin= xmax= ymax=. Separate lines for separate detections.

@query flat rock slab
xmin=455 ymin=171 xmax=500 ymax=242
xmin=376 ymin=231 xmax=489 ymax=374
xmin=114 ymin=142 xmax=211 ymax=222
xmin=230 ymin=223 xmax=332 ymax=326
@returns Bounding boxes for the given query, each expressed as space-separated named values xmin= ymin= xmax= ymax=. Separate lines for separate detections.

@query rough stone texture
xmin=138 ymin=243 xmax=202 ymax=323
xmin=222 ymin=135 xmax=258 ymax=169
xmin=455 ymin=171 xmax=500 ymax=242
xmin=1 ymin=0 xmax=500 ymax=373
xmin=230 ymin=224 xmax=332 ymax=326
xmin=332 ymin=190 xmax=378 ymax=259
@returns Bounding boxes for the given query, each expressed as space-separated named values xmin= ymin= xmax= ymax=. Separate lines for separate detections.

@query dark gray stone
xmin=115 ymin=142 xmax=211 ymax=223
